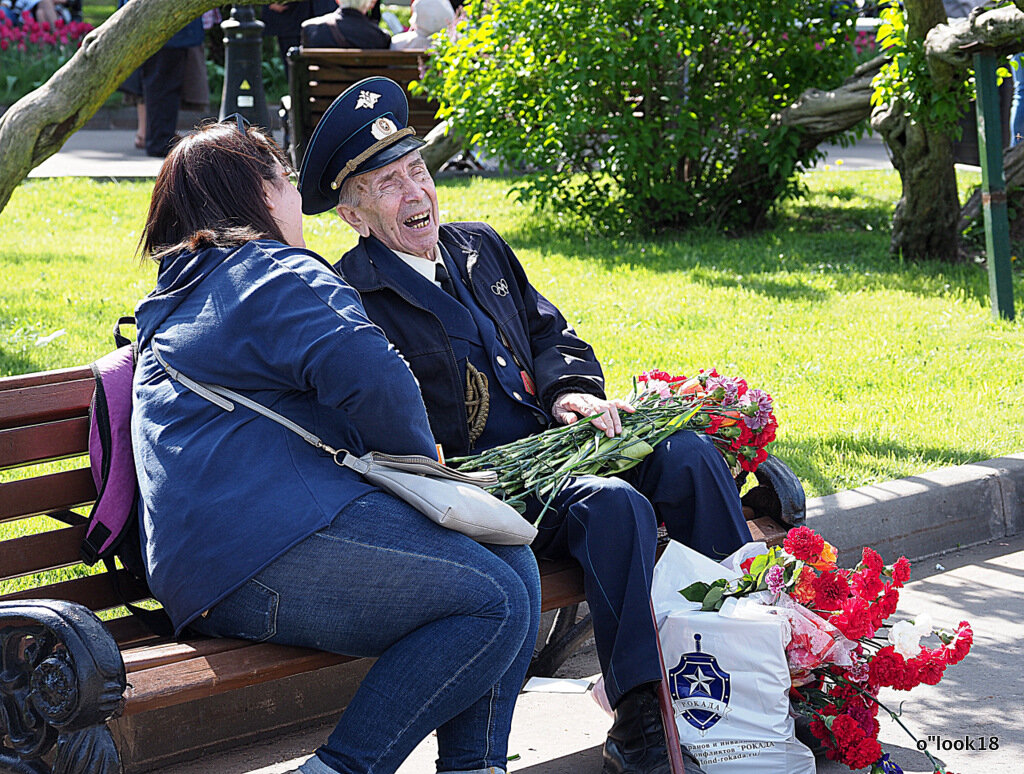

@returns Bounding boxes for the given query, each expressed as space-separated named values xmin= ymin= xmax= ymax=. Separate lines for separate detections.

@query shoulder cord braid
xmin=465 ymin=361 xmax=489 ymax=446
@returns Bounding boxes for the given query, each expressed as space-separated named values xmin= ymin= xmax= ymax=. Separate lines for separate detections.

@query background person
xmin=133 ymin=118 xmax=541 ymax=774
xmin=262 ymin=0 xmax=335 ymax=74
xmin=299 ymin=77 xmax=743 ymax=774
xmin=139 ymin=15 xmax=204 ymax=156
xmin=301 ymin=0 xmax=390 ymax=48
xmin=390 ymin=0 xmax=455 ymax=51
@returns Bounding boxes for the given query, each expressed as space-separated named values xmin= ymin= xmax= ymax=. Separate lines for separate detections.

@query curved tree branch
xmin=927 ymin=4 xmax=1024 ymax=66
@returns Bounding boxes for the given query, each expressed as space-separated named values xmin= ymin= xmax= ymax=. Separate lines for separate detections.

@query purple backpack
xmin=80 ymin=318 xmax=172 ymax=635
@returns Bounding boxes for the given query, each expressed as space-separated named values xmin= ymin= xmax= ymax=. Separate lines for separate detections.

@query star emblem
xmin=684 ymin=667 xmax=714 ymax=695
xmin=355 ymin=90 xmax=381 ymax=110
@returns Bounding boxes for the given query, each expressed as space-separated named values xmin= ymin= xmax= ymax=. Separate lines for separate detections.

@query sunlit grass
xmin=2 ymin=169 xmax=1022 ymax=503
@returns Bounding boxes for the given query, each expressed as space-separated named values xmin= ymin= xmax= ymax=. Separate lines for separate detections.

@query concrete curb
xmin=805 ymin=453 xmax=1024 ymax=562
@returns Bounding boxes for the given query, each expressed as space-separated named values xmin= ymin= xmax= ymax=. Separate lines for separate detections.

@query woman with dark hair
xmin=132 ymin=118 xmax=541 ymax=774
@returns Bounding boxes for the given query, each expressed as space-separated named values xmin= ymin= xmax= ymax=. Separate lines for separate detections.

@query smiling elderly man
xmin=299 ymin=78 xmax=751 ymax=774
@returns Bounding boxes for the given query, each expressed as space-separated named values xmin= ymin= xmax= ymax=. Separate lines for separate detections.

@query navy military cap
xmin=298 ymin=76 xmax=427 ymax=215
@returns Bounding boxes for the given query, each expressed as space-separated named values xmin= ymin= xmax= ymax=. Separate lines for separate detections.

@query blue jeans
xmin=1012 ymin=54 xmax=1024 ymax=147
xmin=190 ymin=492 xmax=541 ymax=774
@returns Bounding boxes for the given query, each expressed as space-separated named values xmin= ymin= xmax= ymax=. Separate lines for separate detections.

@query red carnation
xmin=844 ymin=736 xmax=883 ymax=769
xmin=784 ymin=526 xmax=825 ymax=562
xmin=832 ymin=596 xmax=876 ymax=640
xmin=890 ymin=556 xmax=911 ymax=587
xmin=942 ymin=621 xmax=973 ymax=665
xmin=813 ymin=570 xmax=850 ymax=611
xmin=909 ymin=650 xmax=946 ymax=685
xmin=738 ymin=448 xmax=767 ymax=472
xmin=758 ymin=416 xmax=778 ymax=444
xmin=868 ymin=646 xmax=906 ymax=688
xmin=870 ymin=585 xmax=900 ymax=629
xmin=860 ymin=547 xmax=884 ymax=575
xmin=850 ymin=568 xmax=885 ymax=601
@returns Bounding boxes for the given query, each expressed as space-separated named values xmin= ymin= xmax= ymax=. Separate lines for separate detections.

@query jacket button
xmin=496 ymin=355 xmax=507 ymax=367
xmin=513 ymin=391 xmax=522 ymax=401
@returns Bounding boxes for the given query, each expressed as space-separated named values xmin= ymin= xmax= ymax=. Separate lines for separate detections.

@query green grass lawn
xmin=1 ymin=169 xmax=1022 ymax=504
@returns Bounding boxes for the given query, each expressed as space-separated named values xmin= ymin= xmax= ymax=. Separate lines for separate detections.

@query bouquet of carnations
xmin=451 ymin=368 xmax=777 ymax=523
xmin=679 ymin=526 xmax=973 ymax=774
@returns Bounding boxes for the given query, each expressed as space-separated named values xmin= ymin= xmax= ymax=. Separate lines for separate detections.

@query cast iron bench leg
xmin=529 ymin=603 xmax=595 ymax=678
xmin=0 ymin=600 xmax=126 ymax=774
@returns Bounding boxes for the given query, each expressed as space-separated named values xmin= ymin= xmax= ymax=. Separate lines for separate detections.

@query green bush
xmin=421 ymin=0 xmax=861 ymax=232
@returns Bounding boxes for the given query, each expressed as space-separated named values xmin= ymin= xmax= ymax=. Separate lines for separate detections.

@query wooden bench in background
xmin=283 ymin=48 xmax=440 ymax=171
xmin=0 ymin=364 xmax=801 ymax=774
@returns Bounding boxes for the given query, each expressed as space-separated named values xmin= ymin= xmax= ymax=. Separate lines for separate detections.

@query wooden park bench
xmin=0 ymin=363 xmax=802 ymax=773
xmin=283 ymin=48 xmax=440 ymax=170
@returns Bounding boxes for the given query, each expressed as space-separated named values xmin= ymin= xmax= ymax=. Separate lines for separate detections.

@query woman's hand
xmin=551 ymin=393 xmax=635 ymax=437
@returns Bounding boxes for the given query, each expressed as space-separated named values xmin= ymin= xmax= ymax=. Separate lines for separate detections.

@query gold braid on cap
xmin=330 ymin=127 xmax=417 ymax=191
xmin=465 ymin=361 xmax=489 ymax=446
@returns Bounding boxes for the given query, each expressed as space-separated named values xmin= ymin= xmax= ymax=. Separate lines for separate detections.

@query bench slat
xmin=296 ymin=48 xmax=427 ymax=66
xmin=0 ymin=468 xmax=95 ymax=523
xmin=0 ymin=378 xmax=93 ymax=430
xmin=0 ymin=417 xmax=89 ymax=470
xmin=0 ymin=365 xmax=92 ymax=391
xmin=0 ymin=569 xmax=151 ymax=611
xmin=307 ymin=65 xmax=423 ymax=83
xmin=0 ymin=523 xmax=88 ymax=581
xmin=537 ymin=559 xmax=586 ymax=612
xmin=104 ymin=614 xmax=168 ymax=648
xmin=121 ymin=637 xmax=257 ymax=673
xmin=748 ymin=516 xmax=787 ymax=547
xmin=122 ymin=643 xmax=355 ymax=716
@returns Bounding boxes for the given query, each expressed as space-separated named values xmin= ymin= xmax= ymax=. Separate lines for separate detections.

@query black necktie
xmin=434 ymin=261 xmax=457 ymax=297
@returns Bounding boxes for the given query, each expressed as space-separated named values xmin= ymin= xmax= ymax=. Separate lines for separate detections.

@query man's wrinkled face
xmin=337 ymin=152 xmax=440 ymax=260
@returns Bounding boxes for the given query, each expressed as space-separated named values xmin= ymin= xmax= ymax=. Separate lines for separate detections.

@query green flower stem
xmin=819 ymin=673 xmax=947 ymax=773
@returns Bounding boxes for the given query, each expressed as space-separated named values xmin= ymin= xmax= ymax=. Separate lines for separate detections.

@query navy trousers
xmin=527 ymin=430 xmax=752 ymax=709
xmin=141 ymin=46 xmax=186 ymax=157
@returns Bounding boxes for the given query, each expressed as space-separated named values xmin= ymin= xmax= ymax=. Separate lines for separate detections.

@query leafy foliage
xmin=420 ymin=0 xmax=861 ymax=232
xmin=870 ymin=5 xmax=974 ymax=138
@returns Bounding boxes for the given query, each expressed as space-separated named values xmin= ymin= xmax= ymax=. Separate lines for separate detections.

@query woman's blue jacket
xmin=132 ymin=240 xmax=436 ymax=635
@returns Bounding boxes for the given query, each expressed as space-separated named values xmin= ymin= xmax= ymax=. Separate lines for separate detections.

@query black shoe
xmin=602 ymin=684 xmax=706 ymax=774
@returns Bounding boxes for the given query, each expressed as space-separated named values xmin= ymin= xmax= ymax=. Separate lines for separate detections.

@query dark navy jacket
xmin=336 ymin=222 xmax=606 ymax=456
xmin=133 ymin=240 xmax=436 ymax=634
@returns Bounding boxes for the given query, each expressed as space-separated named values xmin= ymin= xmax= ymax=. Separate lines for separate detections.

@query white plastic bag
xmin=651 ymin=541 xmax=815 ymax=773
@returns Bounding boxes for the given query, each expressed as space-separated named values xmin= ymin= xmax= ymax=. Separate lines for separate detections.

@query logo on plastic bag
xmin=668 ymin=634 xmax=731 ymax=734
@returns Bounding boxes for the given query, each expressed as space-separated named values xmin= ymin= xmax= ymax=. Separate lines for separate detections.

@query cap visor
xmin=351 ymin=134 xmax=427 ymax=180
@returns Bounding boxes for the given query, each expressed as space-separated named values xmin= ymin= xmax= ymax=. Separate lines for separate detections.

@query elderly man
xmin=300 ymin=78 xmax=751 ymax=774
xmin=301 ymin=0 xmax=390 ymax=48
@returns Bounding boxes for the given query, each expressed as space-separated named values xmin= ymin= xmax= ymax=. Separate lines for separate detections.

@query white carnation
xmin=888 ymin=619 xmax=925 ymax=658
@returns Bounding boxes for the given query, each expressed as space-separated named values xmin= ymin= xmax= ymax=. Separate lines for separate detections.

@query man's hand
xmin=552 ymin=393 xmax=635 ymax=437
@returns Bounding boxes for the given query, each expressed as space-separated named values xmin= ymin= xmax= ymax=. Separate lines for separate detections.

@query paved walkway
xmin=27 ymin=129 xmax=900 ymax=180
xmin=148 ymin=534 xmax=1023 ymax=774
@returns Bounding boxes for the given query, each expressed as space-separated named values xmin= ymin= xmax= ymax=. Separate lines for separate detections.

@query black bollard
xmin=219 ymin=5 xmax=271 ymax=129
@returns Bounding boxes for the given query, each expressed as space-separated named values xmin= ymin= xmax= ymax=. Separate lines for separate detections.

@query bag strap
xmin=150 ymin=345 xmax=497 ymax=487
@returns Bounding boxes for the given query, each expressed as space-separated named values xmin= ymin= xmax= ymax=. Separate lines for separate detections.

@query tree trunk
xmin=421 ymin=120 xmax=465 ymax=175
xmin=873 ymin=98 xmax=960 ymax=259
xmin=0 ymin=0 xmax=247 ymax=215
xmin=871 ymin=0 xmax=961 ymax=261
